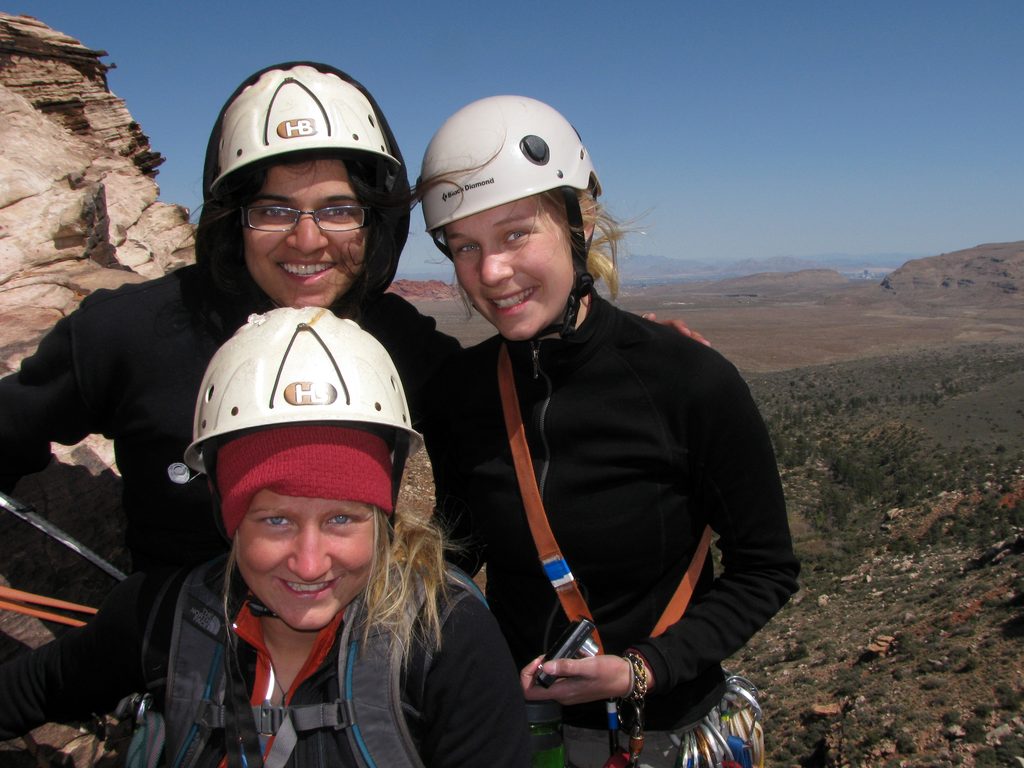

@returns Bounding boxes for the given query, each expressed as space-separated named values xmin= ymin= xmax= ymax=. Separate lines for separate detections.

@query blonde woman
xmin=419 ymin=97 xmax=799 ymax=767
xmin=0 ymin=308 xmax=529 ymax=767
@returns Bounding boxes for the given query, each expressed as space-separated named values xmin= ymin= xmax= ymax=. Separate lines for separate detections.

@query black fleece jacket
xmin=0 ymin=563 xmax=531 ymax=766
xmin=432 ymin=294 xmax=800 ymax=731
xmin=0 ymin=265 xmax=459 ymax=569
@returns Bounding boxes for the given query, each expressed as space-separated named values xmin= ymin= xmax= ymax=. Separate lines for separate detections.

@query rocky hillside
xmin=0 ymin=21 xmax=194 ymax=755
xmin=881 ymin=241 xmax=1023 ymax=304
xmin=388 ymin=278 xmax=460 ymax=301
xmin=733 ymin=343 xmax=1024 ymax=766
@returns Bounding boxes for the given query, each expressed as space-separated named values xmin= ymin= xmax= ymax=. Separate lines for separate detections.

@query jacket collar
xmin=504 ymin=293 xmax=612 ymax=377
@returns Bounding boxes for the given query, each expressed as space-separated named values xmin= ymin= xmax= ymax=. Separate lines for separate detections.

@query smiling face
xmin=242 ymin=159 xmax=366 ymax=309
xmin=444 ymin=194 xmax=583 ymax=341
xmin=234 ymin=489 xmax=377 ymax=635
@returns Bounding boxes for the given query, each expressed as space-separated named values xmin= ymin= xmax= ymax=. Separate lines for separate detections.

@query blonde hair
xmin=359 ymin=505 xmax=449 ymax=653
xmin=537 ymin=189 xmax=625 ymax=299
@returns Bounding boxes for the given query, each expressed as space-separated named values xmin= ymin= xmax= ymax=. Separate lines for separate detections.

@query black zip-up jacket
xmin=0 ymin=265 xmax=459 ymax=569
xmin=432 ymin=294 xmax=800 ymax=731
xmin=0 ymin=563 xmax=531 ymax=766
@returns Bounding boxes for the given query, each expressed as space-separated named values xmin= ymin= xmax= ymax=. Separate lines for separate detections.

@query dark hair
xmin=193 ymin=152 xmax=411 ymax=324
xmin=188 ymin=62 xmax=412 ymax=337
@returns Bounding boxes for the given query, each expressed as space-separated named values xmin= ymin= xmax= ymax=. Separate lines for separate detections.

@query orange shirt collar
xmin=233 ymin=600 xmax=344 ymax=705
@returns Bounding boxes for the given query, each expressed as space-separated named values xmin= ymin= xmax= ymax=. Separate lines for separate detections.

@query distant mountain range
xmin=391 ymin=242 xmax=1024 ymax=308
xmin=617 ymin=251 xmax=914 ymax=284
xmin=395 ymin=251 xmax=914 ymax=283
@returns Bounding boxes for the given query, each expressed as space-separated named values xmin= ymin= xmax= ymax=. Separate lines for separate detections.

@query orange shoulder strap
xmin=498 ymin=344 xmax=605 ymax=651
xmin=497 ymin=343 xmax=712 ymax=646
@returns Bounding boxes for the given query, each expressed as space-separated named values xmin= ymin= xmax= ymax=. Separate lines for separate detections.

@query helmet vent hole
xmin=200 ymin=419 xmax=207 ymax=429
xmin=556 ymin=170 xmax=564 ymax=179
xmin=230 ymin=406 xmax=239 ymax=416
xmin=374 ymin=402 xmax=383 ymax=412
xmin=235 ymin=149 xmax=243 ymax=158
xmin=519 ymin=135 xmax=550 ymax=166
xmin=368 ymin=114 xmax=376 ymax=128
xmin=205 ymin=384 xmax=215 ymax=402
xmin=351 ymin=133 xmax=359 ymax=142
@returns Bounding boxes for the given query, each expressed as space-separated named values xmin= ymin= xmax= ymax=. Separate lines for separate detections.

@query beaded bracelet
xmin=623 ymin=651 xmax=648 ymax=702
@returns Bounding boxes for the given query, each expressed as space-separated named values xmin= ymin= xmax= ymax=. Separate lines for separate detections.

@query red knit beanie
xmin=216 ymin=426 xmax=393 ymax=538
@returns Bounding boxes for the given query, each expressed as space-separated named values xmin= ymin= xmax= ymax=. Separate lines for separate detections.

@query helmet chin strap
xmin=534 ymin=187 xmax=594 ymax=340
xmin=545 ymin=270 xmax=592 ymax=339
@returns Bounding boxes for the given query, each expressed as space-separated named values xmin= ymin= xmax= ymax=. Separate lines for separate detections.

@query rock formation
xmin=0 ymin=12 xmax=195 ymax=375
xmin=0 ymin=20 xmax=194 ymax=764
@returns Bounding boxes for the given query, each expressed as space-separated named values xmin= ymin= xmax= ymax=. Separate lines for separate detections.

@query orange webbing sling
xmin=497 ymin=343 xmax=712 ymax=647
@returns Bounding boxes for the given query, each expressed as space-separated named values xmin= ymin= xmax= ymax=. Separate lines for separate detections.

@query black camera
xmin=535 ymin=618 xmax=598 ymax=688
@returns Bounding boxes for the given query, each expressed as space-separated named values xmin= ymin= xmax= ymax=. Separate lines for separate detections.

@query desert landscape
xmin=418 ymin=272 xmax=1022 ymax=372
xmin=1 ymin=11 xmax=1022 ymax=767
xmin=409 ymin=270 xmax=1024 ymax=767
xmin=4 ymin=250 xmax=1024 ymax=768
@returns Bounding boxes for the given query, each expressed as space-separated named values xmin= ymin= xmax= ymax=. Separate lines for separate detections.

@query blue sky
xmin=11 ymin=1 xmax=1023 ymax=277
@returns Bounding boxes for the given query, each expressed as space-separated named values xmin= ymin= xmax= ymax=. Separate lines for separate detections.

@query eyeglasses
xmin=242 ymin=204 xmax=369 ymax=233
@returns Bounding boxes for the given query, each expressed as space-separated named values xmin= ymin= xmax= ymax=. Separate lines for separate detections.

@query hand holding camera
xmin=535 ymin=618 xmax=599 ymax=688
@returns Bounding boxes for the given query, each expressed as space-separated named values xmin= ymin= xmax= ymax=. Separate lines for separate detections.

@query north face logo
xmin=188 ymin=606 xmax=221 ymax=637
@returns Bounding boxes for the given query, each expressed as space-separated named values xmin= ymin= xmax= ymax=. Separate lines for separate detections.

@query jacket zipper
xmin=528 ymin=341 xmax=554 ymax=498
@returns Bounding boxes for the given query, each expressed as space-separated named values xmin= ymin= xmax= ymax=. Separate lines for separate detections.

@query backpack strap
xmin=162 ymin=558 xmax=229 ymax=768
xmin=338 ymin=593 xmax=425 ymax=768
xmin=159 ymin=563 xmax=483 ymax=768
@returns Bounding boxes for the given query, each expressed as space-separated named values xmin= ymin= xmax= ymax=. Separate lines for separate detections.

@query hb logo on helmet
xmin=277 ymin=119 xmax=318 ymax=139
xmin=284 ymin=381 xmax=338 ymax=406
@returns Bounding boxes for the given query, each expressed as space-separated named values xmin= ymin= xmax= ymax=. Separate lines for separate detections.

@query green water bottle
xmin=527 ymin=700 xmax=565 ymax=768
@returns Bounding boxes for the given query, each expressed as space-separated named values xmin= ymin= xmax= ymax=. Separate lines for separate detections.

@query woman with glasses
xmin=0 ymin=62 xmax=459 ymax=571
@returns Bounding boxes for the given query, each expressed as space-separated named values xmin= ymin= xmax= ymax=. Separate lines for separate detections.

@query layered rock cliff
xmin=0 ymin=12 xmax=194 ymax=372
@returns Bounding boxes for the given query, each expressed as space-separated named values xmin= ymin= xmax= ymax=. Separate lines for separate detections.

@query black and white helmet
xmin=209 ymin=64 xmax=399 ymax=194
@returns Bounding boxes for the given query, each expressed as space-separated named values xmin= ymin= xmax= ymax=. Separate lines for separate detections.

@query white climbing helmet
xmin=211 ymin=64 xmax=400 ymax=193
xmin=419 ymin=95 xmax=600 ymax=233
xmin=185 ymin=307 xmax=421 ymax=476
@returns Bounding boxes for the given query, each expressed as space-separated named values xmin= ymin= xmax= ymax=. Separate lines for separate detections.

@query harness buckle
xmin=334 ymin=699 xmax=356 ymax=731
xmin=257 ymin=702 xmax=284 ymax=735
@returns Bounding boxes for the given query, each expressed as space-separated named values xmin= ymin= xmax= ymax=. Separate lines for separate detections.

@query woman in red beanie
xmin=0 ymin=307 xmax=530 ymax=768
